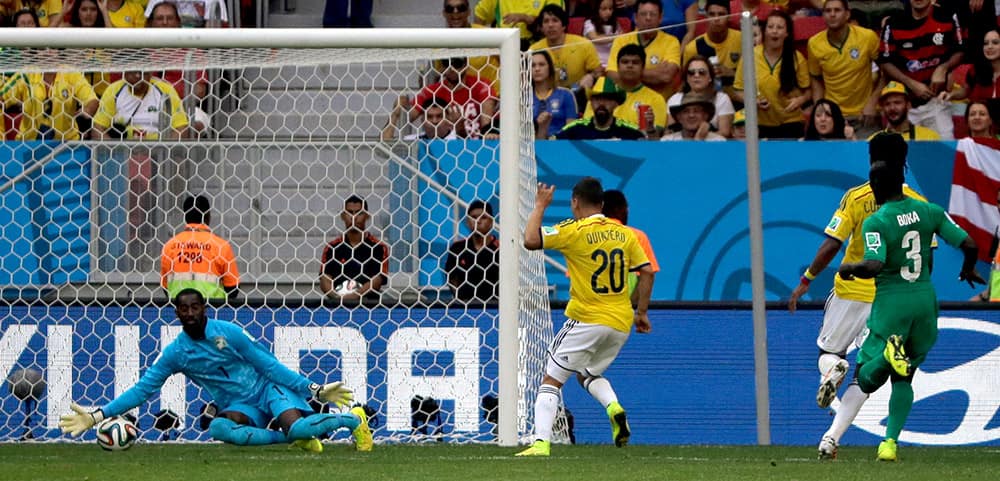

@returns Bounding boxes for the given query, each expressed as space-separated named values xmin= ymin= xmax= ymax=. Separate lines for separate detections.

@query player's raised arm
xmin=524 ymin=183 xmax=555 ymax=250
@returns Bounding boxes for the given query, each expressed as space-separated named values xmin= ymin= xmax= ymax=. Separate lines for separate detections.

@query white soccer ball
xmin=335 ymin=279 xmax=358 ymax=296
xmin=95 ymin=417 xmax=139 ymax=451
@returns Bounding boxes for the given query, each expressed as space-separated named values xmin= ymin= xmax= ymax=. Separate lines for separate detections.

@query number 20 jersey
xmin=542 ymin=214 xmax=650 ymax=333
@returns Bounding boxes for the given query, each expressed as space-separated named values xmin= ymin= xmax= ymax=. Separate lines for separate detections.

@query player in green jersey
xmin=837 ymin=156 xmax=984 ymax=462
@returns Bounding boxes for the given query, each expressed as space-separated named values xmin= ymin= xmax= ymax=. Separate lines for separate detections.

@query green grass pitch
xmin=1 ymin=444 xmax=997 ymax=481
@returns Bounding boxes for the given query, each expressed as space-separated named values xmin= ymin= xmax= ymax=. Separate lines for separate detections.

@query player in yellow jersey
xmin=516 ymin=177 xmax=653 ymax=457
xmin=787 ymin=133 xmax=933 ymax=459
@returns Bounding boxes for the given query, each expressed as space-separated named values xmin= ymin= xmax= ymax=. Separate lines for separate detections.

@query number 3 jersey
xmin=825 ymin=183 xmax=931 ymax=303
xmin=862 ymin=197 xmax=968 ymax=293
xmin=542 ymin=214 xmax=650 ymax=332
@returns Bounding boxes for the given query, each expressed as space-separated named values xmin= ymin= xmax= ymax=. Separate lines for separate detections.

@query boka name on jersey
xmin=897 ymin=211 xmax=920 ymax=226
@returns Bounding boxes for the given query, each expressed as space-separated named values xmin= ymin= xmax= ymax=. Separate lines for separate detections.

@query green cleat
xmin=606 ymin=401 xmax=630 ymax=447
xmin=515 ymin=440 xmax=550 ymax=457
xmin=877 ymin=438 xmax=898 ymax=462
xmin=350 ymin=406 xmax=373 ymax=452
xmin=884 ymin=335 xmax=911 ymax=377
xmin=290 ymin=438 xmax=323 ymax=453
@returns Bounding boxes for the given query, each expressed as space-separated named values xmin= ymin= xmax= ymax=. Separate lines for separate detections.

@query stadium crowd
xmin=381 ymin=0 xmax=1000 ymax=142
xmin=5 ymin=0 xmax=1000 ymax=141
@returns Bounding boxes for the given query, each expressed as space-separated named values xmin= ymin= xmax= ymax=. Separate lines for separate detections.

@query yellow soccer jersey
xmin=867 ymin=126 xmax=941 ymax=141
xmin=108 ymin=0 xmax=147 ymax=28
xmin=734 ymin=45 xmax=810 ymax=127
xmin=824 ymin=182 xmax=931 ymax=302
xmin=607 ymin=31 xmax=681 ymax=73
xmin=583 ymin=83 xmax=668 ymax=129
xmin=15 ymin=0 xmax=62 ymax=26
xmin=542 ymin=214 xmax=650 ymax=333
xmin=0 ymin=72 xmax=98 ymax=141
xmin=474 ymin=0 xmax=564 ymax=40
xmin=682 ymin=30 xmax=742 ymax=72
xmin=531 ymin=34 xmax=601 ymax=89
xmin=94 ymin=78 xmax=188 ymax=140
xmin=807 ymin=25 xmax=879 ymax=117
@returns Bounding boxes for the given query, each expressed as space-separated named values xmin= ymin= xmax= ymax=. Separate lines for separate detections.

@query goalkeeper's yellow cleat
xmin=607 ymin=401 xmax=630 ymax=447
xmin=877 ymin=438 xmax=898 ymax=462
xmin=291 ymin=438 xmax=323 ymax=453
xmin=883 ymin=335 xmax=911 ymax=377
xmin=515 ymin=440 xmax=550 ymax=457
xmin=350 ymin=406 xmax=373 ymax=452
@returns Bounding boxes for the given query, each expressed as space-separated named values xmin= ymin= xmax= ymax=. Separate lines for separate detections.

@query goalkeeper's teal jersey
xmin=103 ymin=319 xmax=312 ymax=417
xmin=861 ymin=197 xmax=968 ymax=292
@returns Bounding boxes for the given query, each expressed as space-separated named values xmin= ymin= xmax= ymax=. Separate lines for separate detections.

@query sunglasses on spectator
xmin=687 ymin=68 xmax=709 ymax=76
xmin=444 ymin=4 xmax=468 ymax=13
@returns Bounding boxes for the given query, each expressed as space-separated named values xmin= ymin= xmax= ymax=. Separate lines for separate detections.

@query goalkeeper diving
xmin=59 ymin=288 xmax=372 ymax=452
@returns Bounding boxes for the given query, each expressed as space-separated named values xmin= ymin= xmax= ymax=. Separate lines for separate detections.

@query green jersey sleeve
xmin=861 ymin=215 xmax=887 ymax=263
xmin=932 ymin=203 xmax=969 ymax=248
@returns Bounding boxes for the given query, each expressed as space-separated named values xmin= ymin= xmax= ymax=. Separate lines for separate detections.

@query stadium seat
xmin=794 ymin=16 xmax=825 ymax=41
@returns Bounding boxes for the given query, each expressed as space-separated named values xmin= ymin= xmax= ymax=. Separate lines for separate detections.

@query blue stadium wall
xmin=2 ymin=306 xmax=997 ymax=446
xmin=419 ymin=140 xmax=976 ymax=300
xmin=0 ymin=139 xmax=984 ymax=301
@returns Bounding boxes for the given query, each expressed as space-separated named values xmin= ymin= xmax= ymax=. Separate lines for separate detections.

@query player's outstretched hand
xmin=59 ymin=403 xmax=104 ymax=437
xmin=788 ymin=281 xmax=809 ymax=313
xmin=959 ymin=268 xmax=986 ymax=288
xmin=311 ymin=382 xmax=354 ymax=408
xmin=535 ymin=183 xmax=555 ymax=208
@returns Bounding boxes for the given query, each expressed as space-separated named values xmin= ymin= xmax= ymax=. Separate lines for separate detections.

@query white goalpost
xmin=0 ymin=27 xmax=558 ymax=447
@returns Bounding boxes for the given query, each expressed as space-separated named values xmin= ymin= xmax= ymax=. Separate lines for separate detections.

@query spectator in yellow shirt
xmin=106 ymin=0 xmax=147 ymax=28
xmin=442 ymin=0 xmax=499 ymax=91
xmin=584 ymin=44 xmax=666 ymax=139
xmin=0 ymin=70 xmax=99 ymax=141
xmin=529 ymin=4 xmax=602 ymax=91
xmin=474 ymin=0 xmax=565 ymax=49
xmin=93 ymin=71 xmax=189 ymax=140
xmin=682 ymin=0 xmax=741 ymax=94
xmin=868 ymin=81 xmax=941 ymax=141
xmin=606 ymin=0 xmax=681 ymax=101
xmin=807 ymin=0 xmax=880 ymax=137
xmin=13 ymin=0 xmax=63 ymax=26
xmin=733 ymin=10 xmax=812 ymax=139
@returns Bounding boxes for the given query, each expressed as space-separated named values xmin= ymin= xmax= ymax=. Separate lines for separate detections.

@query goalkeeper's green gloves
xmin=309 ymin=381 xmax=354 ymax=408
xmin=59 ymin=403 xmax=105 ymax=437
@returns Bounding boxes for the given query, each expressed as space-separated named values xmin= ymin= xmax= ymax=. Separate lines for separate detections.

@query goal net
xmin=0 ymin=28 xmax=563 ymax=446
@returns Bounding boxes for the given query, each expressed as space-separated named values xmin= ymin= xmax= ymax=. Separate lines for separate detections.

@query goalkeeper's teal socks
xmin=209 ymin=417 xmax=286 ymax=445
xmin=287 ymin=413 xmax=361 ymax=441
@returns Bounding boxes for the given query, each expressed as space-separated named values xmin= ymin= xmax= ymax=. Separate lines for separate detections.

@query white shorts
xmin=545 ymin=319 xmax=629 ymax=383
xmin=816 ymin=292 xmax=871 ymax=354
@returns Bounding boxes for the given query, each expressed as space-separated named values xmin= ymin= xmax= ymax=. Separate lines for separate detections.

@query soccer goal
xmin=0 ymin=28 xmax=561 ymax=447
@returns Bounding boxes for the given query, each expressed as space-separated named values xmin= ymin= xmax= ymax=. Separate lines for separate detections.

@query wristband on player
xmin=803 ymin=269 xmax=816 ymax=281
